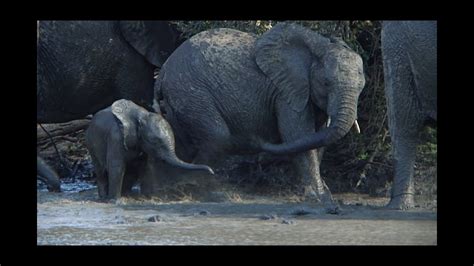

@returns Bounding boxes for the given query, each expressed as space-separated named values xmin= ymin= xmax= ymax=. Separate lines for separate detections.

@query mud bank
xmin=37 ymin=189 xmax=436 ymax=245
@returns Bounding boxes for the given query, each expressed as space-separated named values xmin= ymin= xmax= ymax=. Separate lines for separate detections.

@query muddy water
xmin=37 ymin=188 xmax=437 ymax=245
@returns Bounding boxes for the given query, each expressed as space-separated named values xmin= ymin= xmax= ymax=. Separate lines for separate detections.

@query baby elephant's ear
xmin=111 ymin=99 xmax=139 ymax=151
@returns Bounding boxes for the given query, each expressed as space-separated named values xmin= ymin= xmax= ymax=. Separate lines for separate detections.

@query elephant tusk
xmin=326 ymin=117 xmax=331 ymax=127
xmin=353 ymin=120 xmax=361 ymax=134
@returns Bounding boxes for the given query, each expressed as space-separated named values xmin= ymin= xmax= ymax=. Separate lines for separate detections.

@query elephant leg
xmin=122 ymin=157 xmax=145 ymax=196
xmin=384 ymin=53 xmax=424 ymax=209
xmin=139 ymin=162 xmax=156 ymax=197
xmin=96 ymin=172 xmax=108 ymax=200
xmin=180 ymin=140 xmax=224 ymax=193
xmin=176 ymin=123 xmax=230 ymax=201
xmin=105 ymin=145 xmax=126 ymax=200
xmin=121 ymin=170 xmax=138 ymax=197
xmin=276 ymin=102 xmax=335 ymax=208
xmin=295 ymin=149 xmax=333 ymax=205
xmin=192 ymin=147 xmax=223 ymax=168
xmin=89 ymin=153 xmax=108 ymax=199
xmin=387 ymin=135 xmax=417 ymax=209
xmin=387 ymin=110 xmax=421 ymax=210
xmin=188 ymin=109 xmax=231 ymax=168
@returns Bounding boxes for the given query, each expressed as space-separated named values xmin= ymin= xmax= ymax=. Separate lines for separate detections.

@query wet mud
xmin=37 ymin=187 xmax=436 ymax=245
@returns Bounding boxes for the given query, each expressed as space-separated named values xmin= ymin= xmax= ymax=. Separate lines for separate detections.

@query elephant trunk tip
xmin=201 ymin=165 xmax=215 ymax=175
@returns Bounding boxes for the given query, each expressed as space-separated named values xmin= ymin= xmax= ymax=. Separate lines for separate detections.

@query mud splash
xmin=37 ymin=189 xmax=436 ymax=245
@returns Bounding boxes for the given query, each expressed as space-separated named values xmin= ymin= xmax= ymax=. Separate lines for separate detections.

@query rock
xmin=291 ymin=208 xmax=311 ymax=216
xmin=114 ymin=215 xmax=126 ymax=224
xmin=148 ymin=215 xmax=161 ymax=222
xmin=259 ymin=214 xmax=277 ymax=220
xmin=325 ymin=206 xmax=341 ymax=215
xmin=199 ymin=210 xmax=210 ymax=216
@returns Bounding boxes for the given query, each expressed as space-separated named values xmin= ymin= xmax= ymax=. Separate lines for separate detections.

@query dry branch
xmin=37 ymin=119 xmax=90 ymax=142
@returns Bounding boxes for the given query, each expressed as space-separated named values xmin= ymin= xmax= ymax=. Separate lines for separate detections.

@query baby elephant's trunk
xmin=144 ymin=112 xmax=214 ymax=175
xmin=163 ymin=155 xmax=215 ymax=175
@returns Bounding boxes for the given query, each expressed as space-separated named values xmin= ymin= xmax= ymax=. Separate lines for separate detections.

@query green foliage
xmin=418 ymin=127 xmax=437 ymax=164
xmin=357 ymin=151 xmax=370 ymax=161
xmin=421 ymin=126 xmax=437 ymax=144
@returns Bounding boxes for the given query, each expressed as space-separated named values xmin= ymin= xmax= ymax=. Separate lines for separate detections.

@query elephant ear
xmin=255 ymin=23 xmax=330 ymax=112
xmin=119 ymin=21 xmax=181 ymax=67
xmin=111 ymin=99 xmax=139 ymax=151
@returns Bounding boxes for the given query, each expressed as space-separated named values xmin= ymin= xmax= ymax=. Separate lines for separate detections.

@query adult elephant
xmin=37 ymin=20 xmax=183 ymax=191
xmin=381 ymin=21 xmax=437 ymax=209
xmin=37 ymin=20 xmax=183 ymax=123
xmin=156 ymin=23 xmax=365 ymax=209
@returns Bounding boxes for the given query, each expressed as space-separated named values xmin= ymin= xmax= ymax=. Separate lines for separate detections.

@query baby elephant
xmin=85 ymin=99 xmax=214 ymax=200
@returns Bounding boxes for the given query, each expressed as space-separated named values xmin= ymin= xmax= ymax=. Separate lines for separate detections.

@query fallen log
xmin=37 ymin=119 xmax=90 ymax=142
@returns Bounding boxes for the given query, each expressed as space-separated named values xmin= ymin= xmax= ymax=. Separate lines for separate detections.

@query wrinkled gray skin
xmin=85 ymin=99 xmax=214 ymax=200
xmin=381 ymin=21 xmax=437 ymax=209
xmin=37 ymin=156 xmax=61 ymax=192
xmin=156 ymin=23 xmax=365 ymax=208
xmin=37 ymin=20 xmax=182 ymax=122
xmin=37 ymin=21 xmax=182 ymax=191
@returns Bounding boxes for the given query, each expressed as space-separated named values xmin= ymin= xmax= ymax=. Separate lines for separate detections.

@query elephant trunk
xmin=261 ymin=91 xmax=358 ymax=155
xmin=139 ymin=112 xmax=215 ymax=175
xmin=37 ymin=156 xmax=61 ymax=192
xmin=159 ymin=151 xmax=214 ymax=175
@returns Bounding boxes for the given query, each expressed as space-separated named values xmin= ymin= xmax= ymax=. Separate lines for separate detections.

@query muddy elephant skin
xmin=37 ymin=20 xmax=183 ymax=123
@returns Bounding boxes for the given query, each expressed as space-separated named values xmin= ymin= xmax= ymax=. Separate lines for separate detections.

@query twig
xmin=37 ymin=135 xmax=78 ymax=146
xmin=355 ymin=128 xmax=389 ymax=188
xmin=70 ymin=160 xmax=80 ymax=181
xmin=39 ymin=123 xmax=63 ymax=162
xmin=366 ymin=111 xmax=388 ymax=151
xmin=36 ymin=119 xmax=90 ymax=142
xmin=365 ymin=161 xmax=392 ymax=168
xmin=38 ymin=123 xmax=71 ymax=175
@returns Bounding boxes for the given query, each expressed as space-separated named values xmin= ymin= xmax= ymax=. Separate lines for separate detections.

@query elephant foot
xmin=303 ymin=186 xmax=334 ymax=205
xmin=302 ymin=185 xmax=340 ymax=214
xmin=106 ymin=198 xmax=118 ymax=204
xmin=301 ymin=185 xmax=320 ymax=202
xmin=47 ymin=183 xmax=61 ymax=192
xmin=386 ymin=194 xmax=415 ymax=210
